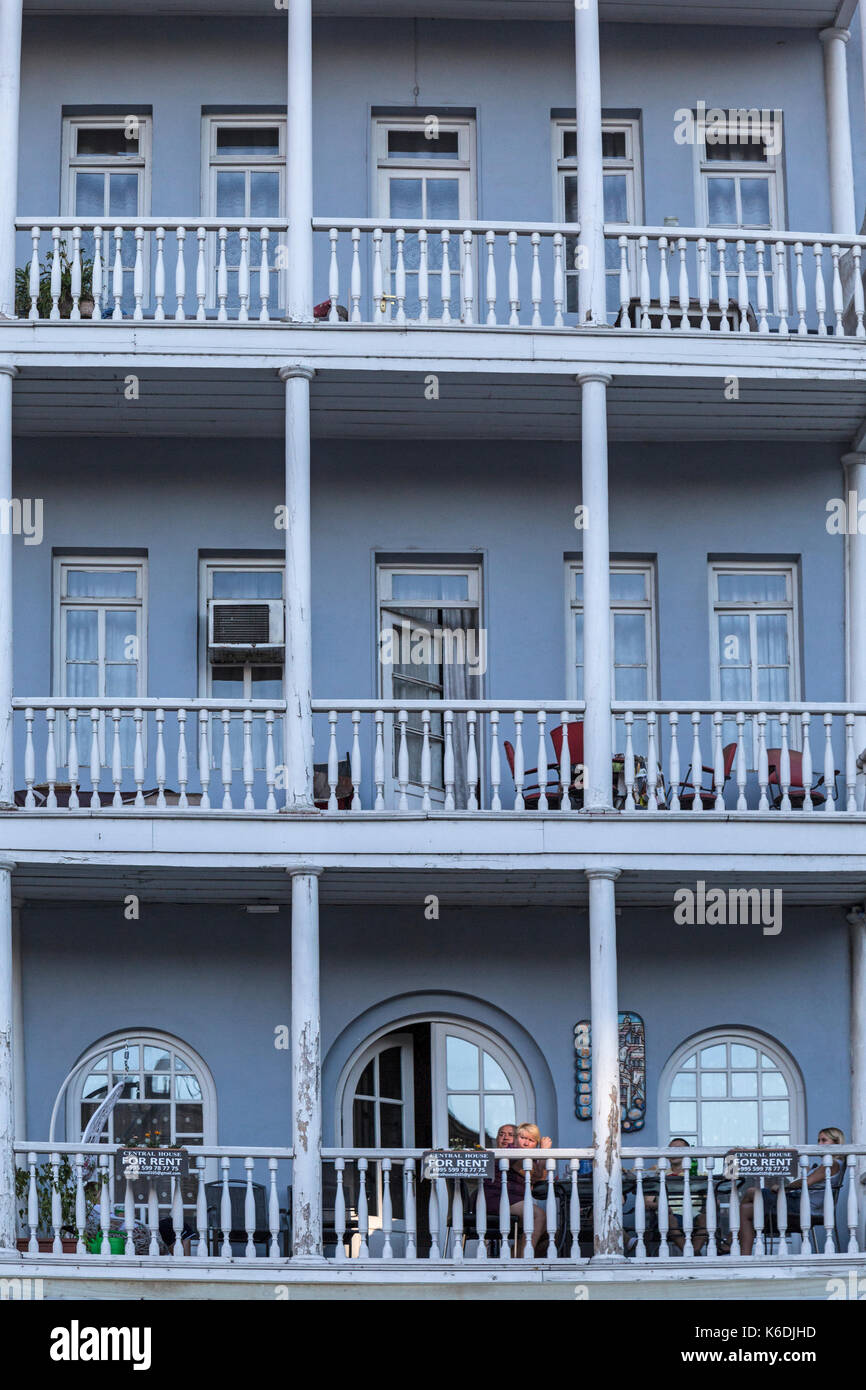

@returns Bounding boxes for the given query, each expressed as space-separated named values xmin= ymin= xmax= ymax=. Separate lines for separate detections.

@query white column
xmin=848 ymin=908 xmax=866 ymax=1195
xmin=579 ymin=373 xmax=613 ymax=809
xmin=287 ymin=0 xmax=314 ymax=323
xmin=0 ymin=861 xmax=17 ymax=1254
xmin=821 ymin=27 xmax=858 ymax=236
xmin=11 ymin=899 xmax=23 ymax=1141
xmin=0 ymin=0 xmax=23 ymax=318
xmin=845 ymin=452 xmax=866 ymax=808
xmin=280 ymin=365 xmax=316 ymax=811
xmin=0 ymin=366 xmax=16 ymax=809
xmin=574 ymin=0 xmax=607 ymax=325
xmin=289 ymin=865 xmax=323 ymax=1259
xmin=587 ymin=868 xmax=623 ymax=1257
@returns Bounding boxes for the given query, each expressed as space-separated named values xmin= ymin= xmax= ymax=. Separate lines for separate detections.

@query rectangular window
xmin=55 ymin=557 xmax=146 ymax=767
xmin=710 ymin=563 xmax=799 ymax=767
xmin=200 ymin=560 xmax=284 ymax=771
xmin=554 ymin=119 xmax=642 ymax=319
xmin=566 ymin=561 xmax=656 ymax=755
xmin=373 ymin=116 xmax=476 ymax=321
xmin=61 ymin=115 xmax=152 ymax=316
xmin=695 ymin=114 xmax=785 ymax=303
xmin=377 ymin=563 xmax=483 ymax=803
xmin=203 ymin=116 xmax=286 ymax=314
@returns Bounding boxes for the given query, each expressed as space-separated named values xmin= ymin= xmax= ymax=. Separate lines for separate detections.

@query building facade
xmin=1 ymin=0 xmax=866 ymax=1298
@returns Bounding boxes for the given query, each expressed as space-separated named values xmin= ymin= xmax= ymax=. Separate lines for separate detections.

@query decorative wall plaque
xmin=574 ymin=1011 xmax=646 ymax=1132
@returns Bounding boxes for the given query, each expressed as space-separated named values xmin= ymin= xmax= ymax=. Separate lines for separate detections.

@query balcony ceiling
xmin=11 ymin=367 xmax=866 ymax=443
xmin=21 ymin=0 xmax=855 ymax=26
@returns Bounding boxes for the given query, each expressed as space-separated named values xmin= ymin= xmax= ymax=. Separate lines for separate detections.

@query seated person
xmin=514 ymin=1122 xmax=554 ymax=1256
xmin=641 ymin=1137 xmax=690 ymax=1253
xmin=730 ymin=1127 xmax=845 ymax=1256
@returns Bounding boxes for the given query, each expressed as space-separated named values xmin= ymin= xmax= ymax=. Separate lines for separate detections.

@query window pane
xmin=216 ymin=126 xmax=280 ymax=155
xmin=357 ymin=1060 xmax=374 ymax=1096
xmin=380 ymin=1101 xmax=403 ymax=1148
xmin=670 ymin=1101 xmax=697 ymax=1132
xmin=700 ymin=1072 xmax=727 ymax=1097
xmin=105 ymin=610 xmax=137 ymax=662
xmin=573 ymin=571 xmax=584 ymax=601
xmin=387 ymin=129 xmax=459 ymax=159
xmin=216 ymin=170 xmax=246 ymax=218
xmin=613 ymin=612 xmax=647 ymax=666
xmin=427 ymin=179 xmax=460 ymax=220
xmin=484 ymin=1094 xmax=516 ymax=1145
xmin=609 ymin=572 xmax=646 ymax=600
xmin=211 ymin=667 xmax=244 ymax=699
xmin=175 ymin=1105 xmax=203 ymax=1136
xmin=447 ymin=1094 xmax=480 ymax=1146
xmin=601 ymin=130 xmax=627 ymax=158
xmin=700 ymin=1044 xmax=726 ymax=1067
xmin=75 ymin=171 xmax=105 ymax=217
xmin=251 ymin=666 xmax=283 ymax=700
xmin=717 ymin=572 xmax=787 ymax=603
xmin=730 ymin=1044 xmax=757 ymax=1067
xmin=391 ymin=573 xmax=469 ymax=602
xmin=390 ymin=178 xmax=423 ymax=221
xmin=614 ymin=665 xmax=647 ymax=701
xmin=108 ymin=173 xmax=139 ymax=217
xmin=67 ymin=569 xmax=137 ymax=598
xmin=66 ymin=664 xmax=98 ymax=697
xmin=82 ymin=1071 xmax=109 ymax=1101
xmin=113 ymin=1046 xmax=139 ymax=1070
xmin=759 ymin=666 xmax=790 ymax=702
xmin=705 ymin=136 xmax=769 ymax=163
xmin=563 ymin=131 xmax=577 ymax=159
xmin=105 ymin=664 xmax=136 ymax=697
xmin=378 ymin=1046 xmax=403 ymax=1101
xmin=762 ymin=1071 xmax=787 ymax=1097
xmin=212 ymin=570 xmax=282 ymax=599
xmin=731 ymin=1072 xmax=758 ymax=1097
xmin=603 ymin=172 xmax=628 ymax=223
xmin=718 ymin=613 xmax=750 ymax=667
xmin=741 ymin=178 xmax=771 ymax=225
xmin=175 ymin=1073 xmax=202 ymax=1101
xmin=681 ymin=1053 xmax=696 ymax=1068
xmin=707 ymin=177 xmax=737 ymax=224
xmin=756 ymin=613 xmax=789 ymax=667
xmin=762 ymin=1100 xmax=789 ymax=1132
xmin=670 ymin=1071 xmax=696 ymax=1097
xmin=144 ymin=1072 xmax=171 ymax=1098
xmin=483 ymin=1052 xmax=510 ymax=1091
xmin=250 ymin=170 xmax=280 ymax=218
xmin=66 ymin=609 xmax=98 ymax=661
xmin=564 ymin=172 xmax=578 ymax=224
xmin=446 ymin=1036 xmax=478 ymax=1089
xmin=143 ymin=1046 xmax=170 ymax=1072
xmin=352 ymin=1097 xmax=375 ymax=1146
xmin=77 ymin=126 xmax=141 ymax=157
xmin=702 ymin=1100 xmax=758 ymax=1147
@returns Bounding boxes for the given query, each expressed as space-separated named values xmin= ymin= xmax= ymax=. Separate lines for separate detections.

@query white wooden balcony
xmin=11 ymin=218 xmax=866 ymax=340
xmin=9 ymin=697 xmax=866 ymax=818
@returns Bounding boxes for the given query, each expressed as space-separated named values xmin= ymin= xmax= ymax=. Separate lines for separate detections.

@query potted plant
xmin=15 ymin=1157 xmax=81 ymax=1253
xmin=15 ymin=241 xmax=95 ymax=320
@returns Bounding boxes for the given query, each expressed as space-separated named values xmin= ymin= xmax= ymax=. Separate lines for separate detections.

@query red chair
xmin=503 ymin=720 xmax=583 ymax=810
xmin=677 ymin=742 xmax=737 ymax=810
xmin=766 ymin=749 xmax=837 ymax=809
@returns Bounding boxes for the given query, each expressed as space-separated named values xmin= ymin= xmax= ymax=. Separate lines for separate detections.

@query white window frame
xmin=659 ymin=1027 xmax=804 ymax=1150
xmin=201 ymin=115 xmax=287 ymax=310
xmin=53 ymin=556 xmax=147 ymax=768
xmin=377 ymin=562 xmax=483 ymax=804
xmin=553 ymin=118 xmax=642 ymax=318
xmin=372 ymin=115 xmax=476 ymax=320
xmin=198 ymin=558 xmax=285 ymax=771
xmin=709 ymin=562 xmax=800 ymax=769
xmin=693 ymin=113 xmax=786 ymax=232
xmin=565 ymin=560 xmax=657 ymax=703
xmin=61 ymin=115 xmax=152 ymax=312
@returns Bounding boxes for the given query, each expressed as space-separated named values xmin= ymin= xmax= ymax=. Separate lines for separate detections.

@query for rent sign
xmin=723 ymin=1149 xmax=799 ymax=1180
xmin=422 ymin=1150 xmax=494 ymax=1181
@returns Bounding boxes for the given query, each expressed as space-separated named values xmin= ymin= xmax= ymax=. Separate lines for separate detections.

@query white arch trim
xmin=335 ymin=1011 xmax=536 ymax=1146
xmin=57 ymin=1028 xmax=218 ymax=1145
xmin=658 ymin=1026 xmax=806 ymax=1146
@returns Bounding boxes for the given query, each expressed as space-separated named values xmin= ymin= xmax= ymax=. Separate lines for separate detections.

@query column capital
xmin=287 ymin=864 xmax=323 ymax=879
xmin=585 ymin=867 xmax=621 ymax=882
xmin=576 ymin=372 xmax=612 ymax=387
xmin=279 ymin=365 xmax=316 ymax=383
xmin=0 ymin=859 xmax=17 ymax=873
xmin=0 ymin=364 xmax=19 ymax=379
xmin=843 ymin=452 xmax=866 ymax=468
xmin=820 ymin=26 xmax=850 ymax=44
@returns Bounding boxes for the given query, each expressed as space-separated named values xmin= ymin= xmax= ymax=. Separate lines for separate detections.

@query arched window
xmin=660 ymin=1029 xmax=804 ymax=1148
xmin=67 ymin=1030 xmax=216 ymax=1149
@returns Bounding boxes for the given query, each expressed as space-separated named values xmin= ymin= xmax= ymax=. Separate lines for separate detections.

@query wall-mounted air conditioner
xmin=207 ymin=599 xmax=284 ymax=656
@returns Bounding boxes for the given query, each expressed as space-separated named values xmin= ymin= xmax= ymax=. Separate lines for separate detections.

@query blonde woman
xmin=514 ymin=1122 xmax=554 ymax=1256
xmin=732 ymin=1127 xmax=845 ymax=1256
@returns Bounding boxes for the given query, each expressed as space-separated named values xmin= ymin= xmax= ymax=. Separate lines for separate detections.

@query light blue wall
xmin=11 ymin=438 xmax=846 ymax=706
xmin=16 ymin=15 xmax=863 ymax=234
xmin=20 ymin=901 xmax=850 ymax=1148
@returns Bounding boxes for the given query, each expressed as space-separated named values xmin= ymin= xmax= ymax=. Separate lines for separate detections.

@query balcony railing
xmin=13 ymin=1141 xmax=293 ymax=1260
xmin=9 ymin=698 xmax=866 ymax=815
xmin=15 ymin=1142 xmax=864 ymax=1264
xmin=12 ymin=217 xmax=866 ymax=336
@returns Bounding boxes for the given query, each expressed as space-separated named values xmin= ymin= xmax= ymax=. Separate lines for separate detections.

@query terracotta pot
xmin=16 ymin=1236 xmax=78 ymax=1253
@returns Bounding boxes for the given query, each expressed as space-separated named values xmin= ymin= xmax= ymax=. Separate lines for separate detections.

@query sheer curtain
xmin=443 ymin=608 xmax=482 ymax=808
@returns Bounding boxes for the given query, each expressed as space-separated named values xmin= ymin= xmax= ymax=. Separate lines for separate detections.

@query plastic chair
xmin=677 ymin=742 xmax=737 ymax=810
xmin=765 ymin=750 xmax=837 ymax=809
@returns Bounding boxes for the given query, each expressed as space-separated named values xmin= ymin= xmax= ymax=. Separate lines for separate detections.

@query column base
xmin=289 ymin=1253 xmax=328 ymax=1266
